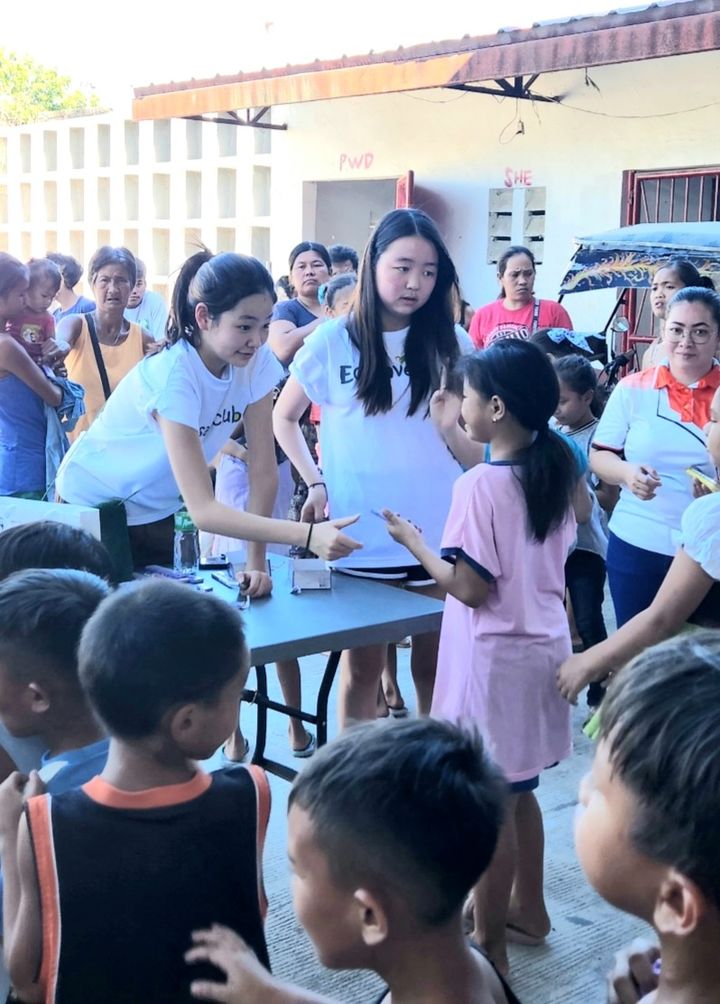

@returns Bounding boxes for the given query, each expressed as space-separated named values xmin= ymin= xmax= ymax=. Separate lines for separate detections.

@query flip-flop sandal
xmin=292 ymin=732 xmax=316 ymax=759
xmin=505 ymin=922 xmax=547 ymax=947
xmin=221 ymin=737 xmax=250 ymax=764
xmin=388 ymin=703 xmax=409 ymax=718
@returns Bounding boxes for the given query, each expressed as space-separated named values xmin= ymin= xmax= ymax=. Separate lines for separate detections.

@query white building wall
xmin=268 ymin=49 xmax=720 ymax=332
xmin=0 ymin=111 xmax=270 ymax=303
xmin=0 ymin=49 xmax=718 ymax=333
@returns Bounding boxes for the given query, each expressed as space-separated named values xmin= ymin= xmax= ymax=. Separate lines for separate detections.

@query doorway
xmin=303 ymin=179 xmax=397 ymax=256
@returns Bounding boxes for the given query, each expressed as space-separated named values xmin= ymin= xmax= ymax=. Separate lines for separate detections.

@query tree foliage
xmin=0 ymin=49 xmax=100 ymax=126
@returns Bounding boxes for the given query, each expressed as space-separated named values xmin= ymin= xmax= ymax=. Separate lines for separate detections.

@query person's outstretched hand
xmin=382 ymin=510 xmax=423 ymax=550
xmin=310 ymin=515 xmax=362 ymax=561
xmin=624 ymin=465 xmax=661 ymax=502
xmin=186 ymin=925 xmax=272 ymax=1003
xmin=556 ymin=652 xmax=597 ymax=704
xmin=429 ymin=366 xmax=462 ymax=438
xmin=239 ymin=570 xmax=272 ymax=598
xmin=607 ymin=937 xmax=660 ymax=1004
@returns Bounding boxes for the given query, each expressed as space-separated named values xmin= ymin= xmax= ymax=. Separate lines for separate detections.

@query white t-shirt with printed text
xmin=290 ymin=317 xmax=468 ymax=567
xmin=56 ymin=339 xmax=283 ymax=525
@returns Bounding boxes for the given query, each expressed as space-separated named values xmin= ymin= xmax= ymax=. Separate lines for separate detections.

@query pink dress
xmin=431 ymin=462 xmax=575 ymax=782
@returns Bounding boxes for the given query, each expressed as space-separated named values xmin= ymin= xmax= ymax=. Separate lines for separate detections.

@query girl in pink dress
xmin=384 ymin=339 xmax=578 ymax=977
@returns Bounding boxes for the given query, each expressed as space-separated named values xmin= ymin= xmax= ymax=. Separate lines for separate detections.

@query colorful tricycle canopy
xmin=559 ymin=222 xmax=720 ymax=295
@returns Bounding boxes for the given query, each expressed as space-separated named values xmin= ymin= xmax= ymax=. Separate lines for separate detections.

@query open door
xmin=395 ymin=171 xmax=415 ymax=209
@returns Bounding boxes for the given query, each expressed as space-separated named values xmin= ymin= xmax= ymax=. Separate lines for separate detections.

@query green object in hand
xmin=583 ymin=708 xmax=602 ymax=742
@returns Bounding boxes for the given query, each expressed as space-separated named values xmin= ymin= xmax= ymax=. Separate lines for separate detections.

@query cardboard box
xmin=291 ymin=558 xmax=331 ymax=591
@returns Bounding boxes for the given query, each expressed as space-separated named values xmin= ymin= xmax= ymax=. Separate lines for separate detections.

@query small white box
xmin=291 ymin=558 xmax=331 ymax=591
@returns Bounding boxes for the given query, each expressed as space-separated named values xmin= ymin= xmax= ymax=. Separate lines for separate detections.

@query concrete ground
xmin=253 ymin=646 xmax=656 ymax=1004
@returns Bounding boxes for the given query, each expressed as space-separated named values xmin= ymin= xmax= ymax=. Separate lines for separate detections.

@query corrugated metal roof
xmin=132 ymin=0 xmax=720 ymax=119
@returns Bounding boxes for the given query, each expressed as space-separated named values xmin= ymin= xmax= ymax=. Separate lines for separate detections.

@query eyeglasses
xmin=665 ymin=326 xmax=717 ymax=345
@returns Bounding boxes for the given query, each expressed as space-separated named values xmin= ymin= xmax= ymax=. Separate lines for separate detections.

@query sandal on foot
xmin=292 ymin=732 xmax=316 ymax=759
xmin=221 ymin=737 xmax=250 ymax=765
xmin=506 ymin=922 xmax=547 ymax=947
xmin=387 ymin=702 xmax=409 ymax=718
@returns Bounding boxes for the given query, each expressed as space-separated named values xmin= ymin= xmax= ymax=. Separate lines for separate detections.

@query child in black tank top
xmin=186 ymin=718 xmax=521 ymax=1004
xmin=0 ymin=580 xmax=270 ymax=1004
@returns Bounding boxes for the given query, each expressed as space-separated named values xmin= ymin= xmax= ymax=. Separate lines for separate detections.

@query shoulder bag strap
xmin=530 ymin=298 xmax=541 ymax=336
xmin=85 ymin=313 xmax=112 ymax=401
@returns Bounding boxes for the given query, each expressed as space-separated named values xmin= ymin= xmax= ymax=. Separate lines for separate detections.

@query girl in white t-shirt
xmin=558 ymin=384 xmax=720 ymax=703
xmin=56 ymin=250 xmax=361 ymax=585
xmin=274 ymin=209 xmax=466 ymax=726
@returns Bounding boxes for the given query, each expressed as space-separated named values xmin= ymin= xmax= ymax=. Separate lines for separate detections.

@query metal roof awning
xmin=132 ymin=0 xmax=720 ymax=125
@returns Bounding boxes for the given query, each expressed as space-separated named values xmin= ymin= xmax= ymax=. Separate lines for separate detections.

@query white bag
xmin=0 ymin=497 xmax=101 ymax=539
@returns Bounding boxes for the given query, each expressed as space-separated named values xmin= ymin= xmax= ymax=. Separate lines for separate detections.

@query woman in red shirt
xmin=470 ymin=245 xmax=572 ymax=349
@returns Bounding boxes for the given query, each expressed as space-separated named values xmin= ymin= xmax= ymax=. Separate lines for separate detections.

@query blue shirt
xmin=53 ymin=296 xmax=95 ymax=322
xmin=38 ymin=737 xmax=110 ymax=793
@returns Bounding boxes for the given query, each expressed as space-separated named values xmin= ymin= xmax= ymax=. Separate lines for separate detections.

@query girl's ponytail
xmin=463 ymin=340 xmax=577 ymax=542
xmin=167 ymin=248 xmax=214 ymax=345
xmin=522 ymin=424 xmax=578 ymax=541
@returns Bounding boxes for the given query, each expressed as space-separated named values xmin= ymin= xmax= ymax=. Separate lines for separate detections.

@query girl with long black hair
xmin=274 ymin=209 xmax=472 ymax=726
xmin=385 ymin=339 xmax=579 ymax=977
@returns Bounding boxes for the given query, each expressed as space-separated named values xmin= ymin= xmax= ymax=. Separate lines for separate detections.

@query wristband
xmin=305 ymin=523 xmax=314 ymax=551
xmin=308 ymin=482 xmax=327 ymax=493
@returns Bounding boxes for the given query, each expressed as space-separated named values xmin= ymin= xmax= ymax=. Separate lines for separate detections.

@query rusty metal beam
xmin=132 ymin=4 xmax=720 ymax=122
xmin=184 ymin=106 xmax=287 ymax=130
xmin=447 ymin=75 xmax=561 ymax=104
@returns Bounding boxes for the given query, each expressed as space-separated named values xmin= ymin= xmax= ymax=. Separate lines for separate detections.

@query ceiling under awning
xmin=132 ymin=1 xmax=720 ymax=126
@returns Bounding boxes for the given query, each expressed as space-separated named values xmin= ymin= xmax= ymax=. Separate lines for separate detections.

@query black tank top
xmin=372 ymin=942 xmax=523 ymax=1004
xmin=26 ymin=765 xmax=271 ymax=1004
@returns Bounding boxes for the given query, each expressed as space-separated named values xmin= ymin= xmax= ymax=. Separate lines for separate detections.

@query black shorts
xmin=336 ymin=564 xmax=435 ymax=588
xmin=509 ymin=775 xmax=540 ymax=794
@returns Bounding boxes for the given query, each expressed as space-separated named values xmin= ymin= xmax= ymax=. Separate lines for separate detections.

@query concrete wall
xmin=268 ymin=49 xmax=720 ymax=332
xmin=1 ymin=48 xmax=718 ymax=332
xmin=0 ymin=112 xmax=269 ymax=302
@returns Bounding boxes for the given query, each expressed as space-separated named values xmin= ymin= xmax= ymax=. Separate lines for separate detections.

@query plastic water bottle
xmin=173 ymin=509 xmax=199 ymax=575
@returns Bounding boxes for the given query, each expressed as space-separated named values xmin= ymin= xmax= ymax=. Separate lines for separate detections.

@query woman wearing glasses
xmin=591 ymin=287 xmax=720 ymax=626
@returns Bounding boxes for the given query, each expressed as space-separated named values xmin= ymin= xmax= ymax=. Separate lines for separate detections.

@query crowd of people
xmin=0 ymin=209 xmax=718 ymax=1004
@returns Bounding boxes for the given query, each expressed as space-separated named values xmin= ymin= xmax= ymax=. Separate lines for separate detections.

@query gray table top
xmin=203 ymin=559 xmax=444 ymax=665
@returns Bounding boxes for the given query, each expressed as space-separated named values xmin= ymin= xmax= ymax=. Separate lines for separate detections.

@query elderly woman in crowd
xmin=57 ymin=246 xmax=155 ymax=439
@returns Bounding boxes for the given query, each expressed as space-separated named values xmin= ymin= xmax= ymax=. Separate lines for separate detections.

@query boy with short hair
xmin=0 ymin=569 xmax=110 ymax=791
xmin=575 ymin=630 xmax=720 ymax=1004
xmin=0 ymin=579 xmax=270 ymax=1004
xmin=124 ymin=256 xmax=169 ymax=341
xmin=186 ymin=718 xmax=519 ymax=1004
xmin=0 ymin=519 xmax=115 ymax=584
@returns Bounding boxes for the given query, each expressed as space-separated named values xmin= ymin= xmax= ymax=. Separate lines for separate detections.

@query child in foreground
xmin=186 ymin=718 xmax=521 ymax=1004
xmin=0 ymin=520 xmax=115 ymax=783
xmin=0 ymin=569 xmax=110 ymax=793
xmin=0 ymin=579 xmax=270 ymax=1004
xmin=384 ymin=340 xmax=579 ymax=974
xmin=575 ymin=631 xmax=720 ymax=1004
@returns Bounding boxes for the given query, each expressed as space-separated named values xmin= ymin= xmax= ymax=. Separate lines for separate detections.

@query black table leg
xmin=316 ymin=651 xmax=341 ymax=748
xmin=241 ymin=651 xmax=342 ymax=782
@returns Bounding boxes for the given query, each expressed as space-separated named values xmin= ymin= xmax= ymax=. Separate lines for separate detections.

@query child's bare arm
xmin=595 ymin=479 xmax=620 ymax=515
xmin=5 ymin=805 xmax=44 ymax=1001
xmin=187 ymin=925 xmax=338 ymax=1004
xmin=382 ymin=511 xmax=490 ymax=608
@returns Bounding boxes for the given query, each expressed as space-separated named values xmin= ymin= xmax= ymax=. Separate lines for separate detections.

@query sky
xmin=5 ymin=0 xmax=612 ymax=110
